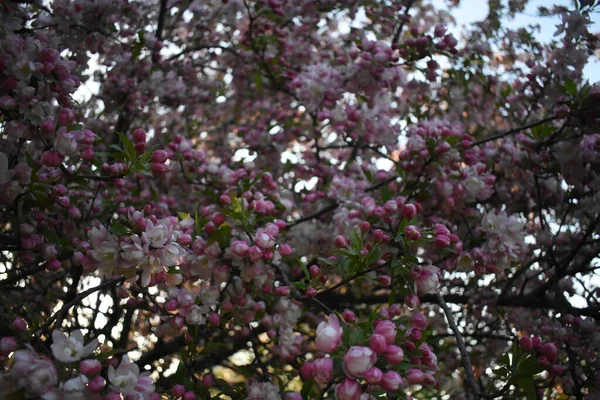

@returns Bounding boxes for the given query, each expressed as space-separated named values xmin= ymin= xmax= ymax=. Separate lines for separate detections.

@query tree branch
xmin=436 ymin=292 xmax=481 ymax=400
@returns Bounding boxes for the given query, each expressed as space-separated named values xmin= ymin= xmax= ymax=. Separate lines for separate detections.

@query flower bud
xmin=334 ymin=235 xmax=348 ymax=248
xmin=402 ymin=204 xmax=417 ymax=219
xmin=133 ymin=129 xmax=146 ymax=143
xmin=309 ymin=265 xmax=321 ymax=277
xmin=278 ymin=243 xmax=292 ymax=256
xmin=364 ymin=367 xmax=383 ymax=385
xmin=385 ymin=345 xmax=404 ymax=365
xmin=152 ymin=150 xmax=169 ymax=163
xmin=342 ymin=309 xmax=356 ymax=323
xmin=335 ymin=378 xmax=362 ymax=400
xmin=377 ymin=274 xmax=392 ymax=287
xmin=87 ymin=376 xmax=106 ymax=393
xmin=79 ymin=359 xmax=102 ymax=376
xmin=374 ymin=320 xmax=397 ymax=344
xmin=381 ymin=370 xmax=404 ymax=391
xmin=12 ymin=317 xmax=28 ymax=333
xmin=405 ymin=368 xmax=425 ymax=385
xmin=405 ymin=225 xmax=421 ymax=240
xmin=369 ymin=334 xmax=388 ymax=354
xmin=183 ymin=392 xmax=196 ymax=400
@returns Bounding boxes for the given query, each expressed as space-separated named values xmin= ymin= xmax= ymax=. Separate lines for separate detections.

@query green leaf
xmin=178 ymin=212 xmax=191 ymax=220
xmin=110 ymin=221 xmax=130 ymax=236
xmin=365 ymin=246 xmax=382 ymax=265
xmin=516 ymin=376 xmax=536 ymax=400
xmin=301 ymin=379 xmax=315 ymax=399
xmin=564 ymin=77 xmax=577 ymax=96
xmin=317 ymin=256 xmax=336 ymax=266
xmin=347 ymin=328 xmax=365 ymax=346
xmin=68 ymin=122 xmax=84 ymax=131
xmin=349 ymin=229 xmax=363 ymax=252
xmin=117 ymin=132 xmax=136 ymax=163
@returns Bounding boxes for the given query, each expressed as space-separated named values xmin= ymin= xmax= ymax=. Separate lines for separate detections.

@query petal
xmin=71 ymin=330 xmax=84 ymax=342
xmin=81 ymin=338 xmax=99 ymax=357
xmin=52 ymin=330 xmax=66 ymax=344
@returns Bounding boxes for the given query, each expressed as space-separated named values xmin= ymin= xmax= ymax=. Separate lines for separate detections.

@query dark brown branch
xmin=155 ymin=0 xmax=168 ymax=41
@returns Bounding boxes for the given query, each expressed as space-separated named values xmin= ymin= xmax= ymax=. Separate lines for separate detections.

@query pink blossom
xmin=335 ymin=378 xmax=362 ymax=400
xmin=315 ymin=314 xmax=343 ymax=353
xmin=343 ymin=346 xmax=377 ymax=378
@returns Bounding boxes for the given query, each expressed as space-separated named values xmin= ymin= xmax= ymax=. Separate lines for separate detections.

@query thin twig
xmin=468 ymin=116 xmax=561 ymax=147
xmin=436 ymin=292 xmax=481 ymax=400
xmin=35 ymin=276 xmax=125 ymax=336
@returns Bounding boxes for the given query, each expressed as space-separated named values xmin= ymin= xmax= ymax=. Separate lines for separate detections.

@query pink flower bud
xmin=231 ymin=240 xmax=249 ymax=256
xmin=374 ymin=320 xmax=397 ymax=344
xmin=47 ymin=259 xmax=61 ymax=270
xmin=177 ymin=234 xmax=192 ymax=246
xmin=385 ymin=345 xmax=404 ymax=365
xmin=40 ymin=119 xmax=55 ymax=135
xmin=248 ymin=245 xmax=263 ymax=262
xmin=0 ymin=337 xmax=17 ymax=354
xmin=219 ymin=194 xmax=232 ymax=205
xmin=57 ymin=108 xmax=75 ymax=126
xmin=165 ymin=299 xmax=179 ymax=313
xmin=342 ymin=309 xmax=356 ymax=323
xmin=410 ymin=329 xmax=422 ymax=341
xmin=79 ymin=359 xmax=102 ymax=376
xmin=404 ymin=225 xmax=421 ymax=240
xmin=378 ymin=274 xmax=392 ymax=287
xmin=171 ymin=384 xmax=185 ymax=397
xmin=334 ymin=235 xmax=348 ymax=248
xmin=278 ymin=243 xmax=292 ymax=256
xmin=343 ymin=346 xmax=377 ymax=378
xmin=539 ymin=343 xmax=558 ymax=362
xmin=202 ymin=374 xmax=215 ymax=387
xmin=208 ymin=313 xmax=220 ymax=326
xmin=364 ymin=366 xmax=383 ymax=385
xmin=519 ymin=336 xmax=533 ymax=351
xmin=381 ymin=370 xmax=404 ymax=391
xmin=204 ymin=221 xmax=216 ymax=234
xmin=369 ymin=334 xmax=388 ymax=354
xmin=41 ymin=151 xmax=63 ymax=167
xmin=359 ymin=221 xmax=371 ymax=232
xmin=405 ymin=368 xmax=425 ymax=384
xmin=135 ymin=142 xmax=146 ymax=154
xmin=151 ymin=162 xmax=170 ymax=176
xmin=434 ymin=235 xmax=451 ymax=247
xmin=152 ymin=150 xmax=169 ymax=163
xmin=133 ymin=128 xmax=146 ymax=143
xmin=12 ymin=317 xmax=27 ymax=332
xmin=306 ymin=288 xmax=317 ymax=298
xmin=411 ymin=313 xmax=428 ymax=330
xmin=402 ymin=204 xmax=417 ymax=219
xmin=300 ymin=362 xmax=314 ymax=380
xmin=309 ymin=265 xmax=321 ymax=277
xmin=183 ymin=392 xmax=196 ymax=400
xmin=549 ymin=365 xmax=564 ymax=376
xmin=313 ymin=357 xmax=333 ymax=385
xmin=335 ymin=378 xmax=362 ymax=400
xmin=316 ymin=314 xmax=343 ymax=353
xmin=274 ymin=286 xmax=290 ymax=296
xmin=87 ymin=376 xmax=106 ymax=392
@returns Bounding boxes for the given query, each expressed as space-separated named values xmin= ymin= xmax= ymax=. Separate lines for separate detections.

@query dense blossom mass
xmin=0 ymin=0 xmax=599 ymax=399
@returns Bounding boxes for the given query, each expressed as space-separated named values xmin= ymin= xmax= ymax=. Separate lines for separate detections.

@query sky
xmin=434 ymin=0 xmax=600 ymax=82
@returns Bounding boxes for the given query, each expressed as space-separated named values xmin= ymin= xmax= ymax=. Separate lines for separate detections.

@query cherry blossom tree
xmin=0 ymin=0 xmax=599 ymax=399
